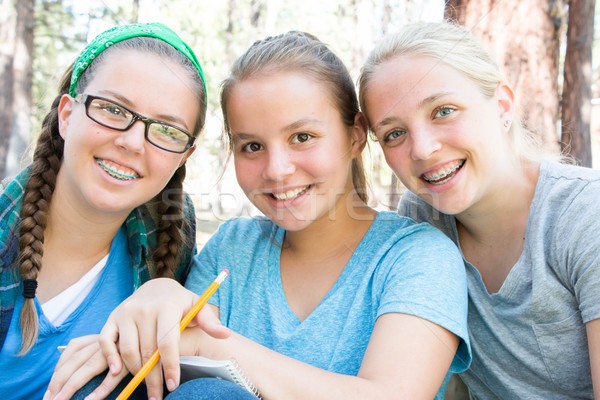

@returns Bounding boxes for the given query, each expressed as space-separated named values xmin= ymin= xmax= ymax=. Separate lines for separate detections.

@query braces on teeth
xmin=97 ymin=159 xmax=139 ymax=180
xmin=424 ymin=161 xmax=464 ymax=182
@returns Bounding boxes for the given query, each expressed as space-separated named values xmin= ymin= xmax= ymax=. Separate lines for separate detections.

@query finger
xmin=99 ymin=318 xmax=123 ymax=375
xmin=143 ymin=361 xmax=165 ymax=399
xmin=86 ymin=366 xmax=130 ymax=400
xmin=47 ymin=339 xmax=102 ymax=398
xmin=155 ymin=305 xmax=185 ymax=391
xmin=50 ymin=349 xmax=113 ymax=400
xmin=117 ymin=313 xmax=145 ymax=374
xmin=195 ymin=305 xmax=230 ymax=339
xmin=53 ymin=334 xmax=99 ymax=371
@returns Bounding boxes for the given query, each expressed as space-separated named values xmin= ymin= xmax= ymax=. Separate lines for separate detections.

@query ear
xmin=496 ymin=83 xmax=515 ymax=124
xmin=350 ymin=112 xmax=368 ymax=158
xmin=178 ymin=145 xmax=196 ymax=167
xmin=57 ymin=94 xmax=75 ymax=140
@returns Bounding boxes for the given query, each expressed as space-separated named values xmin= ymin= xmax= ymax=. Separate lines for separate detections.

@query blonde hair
xmin=220 ymin=31 xmax=368 ymax=202
xmin=358 ymin=21 xmax=555 ymax=163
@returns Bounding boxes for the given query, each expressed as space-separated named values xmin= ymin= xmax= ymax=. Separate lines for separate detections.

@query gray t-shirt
xmin=399 ymin=160 xmax=600 ymax=399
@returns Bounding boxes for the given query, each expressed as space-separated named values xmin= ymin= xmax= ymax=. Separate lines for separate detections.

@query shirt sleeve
xmin=376 ymin=223 xmax=471 ymax=373
xmin=557 ymin=180 xmax=600 ymax=323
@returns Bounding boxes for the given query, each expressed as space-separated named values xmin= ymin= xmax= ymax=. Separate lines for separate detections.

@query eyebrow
xmin=230 ymin=132 xmax=255 ymax=143
xmin=97 ymin=90 xmax=191 ymax=130
xmin=283 ymin=117 xmax=322 ymax=132
xmin=417 ymin=91 xmax=454 ymax=109
xmin=374 ymin=91 xmax=455 ymax=130
xmin=231 ymin=118 xmax=323 ymax=141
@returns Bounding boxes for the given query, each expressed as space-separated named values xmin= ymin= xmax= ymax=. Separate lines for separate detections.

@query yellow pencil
xmin=116 ymin=269 xmax=230 ymax=400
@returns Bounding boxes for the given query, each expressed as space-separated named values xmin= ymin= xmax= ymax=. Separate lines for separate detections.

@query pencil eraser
xmin=223 ymin=269 xmax=229 ymax=275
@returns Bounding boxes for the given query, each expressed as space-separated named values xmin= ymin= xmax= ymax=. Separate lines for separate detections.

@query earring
xmin=504 ymin=119 xmax=511 ymax=128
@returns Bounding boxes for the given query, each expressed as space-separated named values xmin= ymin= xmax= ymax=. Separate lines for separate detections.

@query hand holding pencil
xmin=116 ymin=270 xmax=230 ymax=400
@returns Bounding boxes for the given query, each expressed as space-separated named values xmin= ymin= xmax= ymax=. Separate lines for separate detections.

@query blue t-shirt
xmin=0 ymin=226 xmax=134 ymax=400
xmin=185 ymin=211 xmax=471 ymax=397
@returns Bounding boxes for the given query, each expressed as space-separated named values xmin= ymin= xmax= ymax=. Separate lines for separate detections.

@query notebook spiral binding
xmin=229 ymin=358 xmax=263 ymax=399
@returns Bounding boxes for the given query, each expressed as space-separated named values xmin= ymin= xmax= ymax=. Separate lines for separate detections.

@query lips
xmin=95 ymin=158 xmax=140 ymax=181
xmin=271 ymin=184 xmax=312 ymax=200
xmin=422 ymin=160 xmax=464 ymax=185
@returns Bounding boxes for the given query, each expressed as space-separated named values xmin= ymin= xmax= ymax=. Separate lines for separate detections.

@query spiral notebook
xmin=179 ymin=356 xmax=262 ymax=399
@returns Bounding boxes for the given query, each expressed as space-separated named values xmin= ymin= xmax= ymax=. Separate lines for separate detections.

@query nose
xmin=262 ymin=147 xmax=295 ymax=181
xmin=409 ymin=128 xmax=441 ymax=160
xmin=114 ymin=120 xmax=146 ymax=154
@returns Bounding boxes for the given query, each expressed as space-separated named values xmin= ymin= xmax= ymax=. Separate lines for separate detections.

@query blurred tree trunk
xmin=444 ymin=0 xmax=564 ymax=156
xmin=0 ymin=0 xmax=16 ymax=179
xmin=561 ymin=0 xmax=594 ymax=166
xmin=0 ymin=0 xmax=34 ymax=180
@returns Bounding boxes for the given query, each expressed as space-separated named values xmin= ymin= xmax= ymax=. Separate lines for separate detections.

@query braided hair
xmin=17 ymin=37 xmax=206 ymax=354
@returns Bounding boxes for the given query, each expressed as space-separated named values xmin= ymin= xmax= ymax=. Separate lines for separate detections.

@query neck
xmin=33 ymin=189 xmax=130 ymax=303
xmin=456 ymin=159 xmax=539 ymax=243
xmin=45 ymin=198 xmax=125 ymax=257
xmin=283 ymin=190 xmax=376 ymax=258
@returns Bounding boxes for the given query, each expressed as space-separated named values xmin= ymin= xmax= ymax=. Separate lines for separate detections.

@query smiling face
xmin=56 ymin=49 xmax=199 ymax=219
xmin=364 ymin=55 xmax=515 ymax=216
xmin=227 ymin=71 xmax=362 ymax=231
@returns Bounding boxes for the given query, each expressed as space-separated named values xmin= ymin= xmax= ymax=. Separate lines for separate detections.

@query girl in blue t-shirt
xmin=0 ymin=23 xmax=209 ymax=399
xmin=48 ymin=32 xmax=470 ymax=400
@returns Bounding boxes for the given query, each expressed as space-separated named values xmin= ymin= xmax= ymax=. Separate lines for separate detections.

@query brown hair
xmin=17 ymin=37 xmax=206 ymax=354
xmin=220 ymin=31 xmax=368 ymax=202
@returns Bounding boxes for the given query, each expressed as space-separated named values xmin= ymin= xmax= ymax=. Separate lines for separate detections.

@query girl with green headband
xmin=0 ymin=22 xmax=221 ymax=399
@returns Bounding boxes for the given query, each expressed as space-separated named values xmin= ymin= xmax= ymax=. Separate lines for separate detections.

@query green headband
xmin=69 ymin=22 xmax=206 ymax=108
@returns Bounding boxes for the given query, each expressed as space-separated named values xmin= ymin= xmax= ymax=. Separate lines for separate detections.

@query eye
xmin=291 ymin=133 xmax=311 ymax=144
xmin=97 ymin=101 xmax=126 ymax=117
xmin=241 ymin=142 xmax=263 ymax=153
xmin=383 ymin=129 xmax=405 ymax=143
xmin=434 ymin=106 xmax=455 ymax=119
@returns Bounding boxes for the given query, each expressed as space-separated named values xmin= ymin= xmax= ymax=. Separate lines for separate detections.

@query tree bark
xmin=444 ymin=0 xmax=564 ymax=156
xmin=444 ymin=0 xmax=467 ymax=23
xmin=0 ymin=0 xmax=17 ymax=179
xmin=7 ymin=0 xmax=34 ymax=178
xmin=561 ymin=0 xmax=594 ymax=166
xmin=1 ymin=0 xmax=34 ymax=180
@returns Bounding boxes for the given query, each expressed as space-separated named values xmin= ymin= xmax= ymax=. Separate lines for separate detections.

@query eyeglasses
xmin=74 ymin=94 xmax=196 ymax=153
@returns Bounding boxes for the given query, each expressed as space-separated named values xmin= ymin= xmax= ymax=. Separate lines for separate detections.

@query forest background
xmin=1 ymin=0 xmax=599 ymax=246
xmin=1 ymin=1 xmax=598 ymax=398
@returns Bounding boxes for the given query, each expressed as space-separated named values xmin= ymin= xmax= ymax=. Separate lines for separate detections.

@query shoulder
xmin=0 ymin=167 xmax=29 ymax=206
xmin=397 ymin=192 xmax=455 ymax=235
xmin=539 ymin=161 xmax=600 ymax=196
xmin=373 ymin=211 xmax=450 ymax=242
xmin=542 ymin=160 xmax=600 ymax=181
xmin=374 ymin=211 xmax=456 ymax=250
xmin=370 ymin=212 xmax=463 ymax=276
xmin=534 ymin=161 xmax=600 ymax=219
xmin=0 ymin=168 xmax=30 ymax=241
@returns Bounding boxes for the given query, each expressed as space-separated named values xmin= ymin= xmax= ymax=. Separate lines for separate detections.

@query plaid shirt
xmin=0 ymin=167 xmax=195 ymax=349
